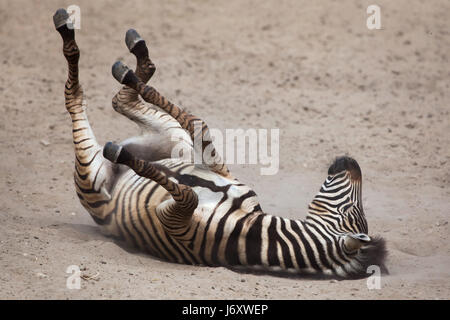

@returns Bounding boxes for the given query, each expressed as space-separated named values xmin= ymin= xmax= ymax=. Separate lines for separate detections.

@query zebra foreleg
xmin=125 ymin=29 xmax=156 ymax=83
xmin=111 ymin=61 xmax=232 ymax=179
xmin=103 ymin=142 xmax=198 ymax=237
xmin=111 ymin=29 xmax=159 ymax=128
xmin=112 ymin=30 xmax=193 ymax=161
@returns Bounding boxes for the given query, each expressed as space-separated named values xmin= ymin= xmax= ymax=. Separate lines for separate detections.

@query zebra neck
xmin=246 ymin=213 xmax=349 ymax=275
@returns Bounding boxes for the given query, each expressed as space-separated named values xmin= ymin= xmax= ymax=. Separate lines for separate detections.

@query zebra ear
xmin=344 ymin=233 xmax=371 ymax=252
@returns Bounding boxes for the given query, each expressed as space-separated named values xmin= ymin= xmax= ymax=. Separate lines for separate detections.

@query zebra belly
xmin=87 ymin=163 xmax=260 ymax=266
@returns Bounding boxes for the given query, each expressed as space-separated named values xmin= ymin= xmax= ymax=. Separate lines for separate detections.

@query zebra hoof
xmin=53 ymin=8 xmax=73 ymax=30
xmin=103 ymin=142 xmax=123 ymax=164
xmin=126 ymin=29 xmax=149 ymax=62
xmin=125 ymin=29 xmax=144 ymax=51
xmin=112 ymin=61 xmax=139 ymax=86
xmin=112 ymin=61 xmax=131 ymax=84
xmin=53 ymin=8 xmax=75 ymax=42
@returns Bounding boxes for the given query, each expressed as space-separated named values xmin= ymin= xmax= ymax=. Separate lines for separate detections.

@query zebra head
xmin=307 ymin=156 xmax=369 ymax=237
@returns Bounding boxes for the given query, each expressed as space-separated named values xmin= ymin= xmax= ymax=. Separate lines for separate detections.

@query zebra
xmin=53 ymin=8 xmax=387 ymax=279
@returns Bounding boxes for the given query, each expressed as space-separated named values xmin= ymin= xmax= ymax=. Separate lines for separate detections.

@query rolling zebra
xmin=53 ymin=8 xmax=387 ymax=279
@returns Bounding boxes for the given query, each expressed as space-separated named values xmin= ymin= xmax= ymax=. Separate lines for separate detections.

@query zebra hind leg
xmin=103 ymin=142 xmax=198 ymax=238
xmin=53 ymin=8 xmax=118 ymax=225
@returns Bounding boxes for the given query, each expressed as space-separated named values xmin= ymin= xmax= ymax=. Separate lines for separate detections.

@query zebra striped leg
xmin=111 ymin=30 xmax=193 ymax=164
xmin=54 ymin=9 xmax=101 ymax=164
xmin=111 ymin=61 xmax=232 ymax=179
xmin=103 ymin=142 xmax=198 ymax=236
xmin=112 ymin=30 xmax=193 ymax=163
xmin=54 ymin=9 xmax=113 ymax=222
xmin=126 ymin=29 xmax=156 ymax=83
xmin=112 ymin=29 xmax=159 ymax=129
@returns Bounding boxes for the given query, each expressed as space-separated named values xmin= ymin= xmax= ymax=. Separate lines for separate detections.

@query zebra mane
xmin=328 ymin=156 xmax=362 ymax=181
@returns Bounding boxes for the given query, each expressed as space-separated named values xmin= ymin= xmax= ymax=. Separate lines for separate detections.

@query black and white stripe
xmin=55 ymin=9 xmax=387 ymax=279
xmin=74 ymin=156 xmax=387 ymax=278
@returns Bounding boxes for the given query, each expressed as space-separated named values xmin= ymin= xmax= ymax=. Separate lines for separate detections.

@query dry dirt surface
xmin=0 ymin=0 xmax=449 ymax=300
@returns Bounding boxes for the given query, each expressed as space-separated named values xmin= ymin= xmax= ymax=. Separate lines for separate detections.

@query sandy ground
xmin=0 ymin=0 xmax=449 ymax=300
